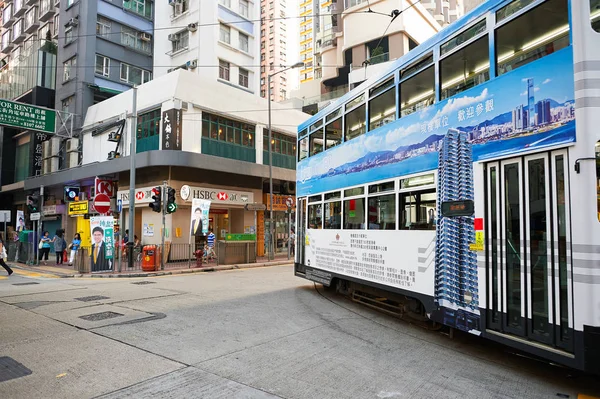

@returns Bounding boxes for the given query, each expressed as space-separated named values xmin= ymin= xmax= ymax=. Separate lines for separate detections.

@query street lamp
xmin=268 ymin=62 xmax=304 ymax=260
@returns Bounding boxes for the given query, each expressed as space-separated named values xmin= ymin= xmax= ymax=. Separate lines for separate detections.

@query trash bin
xmin=141 ymin=245 xmax=157 ymax=271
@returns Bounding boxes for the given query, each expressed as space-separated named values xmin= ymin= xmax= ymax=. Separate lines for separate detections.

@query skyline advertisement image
xmin=297 ymin=47 xmax=576 ymax=197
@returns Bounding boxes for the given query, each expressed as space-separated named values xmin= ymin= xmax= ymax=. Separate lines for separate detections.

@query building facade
xmin=154 ymin=0 xmax=260 ymax=96
xmin=259 ymin=0 xmax=288 ymax=101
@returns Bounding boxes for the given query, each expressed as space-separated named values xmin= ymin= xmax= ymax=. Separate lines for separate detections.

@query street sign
xmin=117 ymin=199 xmax=122 ymax=213
xmin=0 ymin=210 xmax=11 ymax=223
xmin=95 ymin=177 xmax=114 ymax=197
xmin=286 ymin=197 xmax=294 ymax=208
xmin=244 ymin=203 xmax=267 ymax=211
xmin=0 ymin=99 xmax=56 ymax=134
xmin=93 ymin=194 xmax=111 ymax=214
xmin=30 ymin=212 xmax=41 ymax=221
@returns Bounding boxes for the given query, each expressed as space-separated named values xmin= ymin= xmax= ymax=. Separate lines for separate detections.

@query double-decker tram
xmin=294 ymin=0 xmax=600 ymax=373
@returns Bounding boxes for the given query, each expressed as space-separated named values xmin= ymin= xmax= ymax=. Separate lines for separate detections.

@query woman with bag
xmin=0 ymin=236 xmax=13 ymax=276
xmin=68 ymin=233 xmax=81 ymax=266
xmin=39 ymin=231 xmax=53 ymax=265
xmin=53 ymin=230 xmax=65 ymax=265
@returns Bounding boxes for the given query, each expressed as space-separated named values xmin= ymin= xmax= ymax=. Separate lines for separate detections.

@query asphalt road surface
xmin=0 ymin=266 xmax=598 ymax=399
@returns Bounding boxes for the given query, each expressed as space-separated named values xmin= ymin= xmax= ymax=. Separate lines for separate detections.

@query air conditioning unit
xmin=43 ymin=158 xmax=59 ymax=174
xmin=107 ymin=131 xmax=121 ymax=142
xmin=139 ymin=32 xmax=152 ymax=41
xmin=65 ymin=17 xmax=78 ymax=27
xmin=67 ymin=151 xmax=78 ymax=168
xmin=186 ymin=59 xmax=197 ymax=69
xmin=66 ymin=138 xmax=79 ymax=152
xmin=168 ymin=34 xmax=177 ymax=41
xmin=187 ymin=23 xmax=197 ymax=32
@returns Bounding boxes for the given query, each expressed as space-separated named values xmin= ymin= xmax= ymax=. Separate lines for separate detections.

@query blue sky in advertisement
xmin=297 ymin=48 xmax=575 ymax=196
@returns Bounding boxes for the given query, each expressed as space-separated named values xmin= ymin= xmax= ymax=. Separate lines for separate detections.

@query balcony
xmin=1 ymin=31 xmax=13 ymax=52
xmin=12 ymin=18 xmax=26 ymax=44
xmin=39 ymin=0 xmax=55 ymax=21
xmin=26 ymin=0 xmax=37 ymax=6
xmin=13 ymin=0 xmax=25 ymax=17
xmin=3 ymin=4 xmax=14 ymax=27
xmin=24 ymin=6 xmax=39 ymax=34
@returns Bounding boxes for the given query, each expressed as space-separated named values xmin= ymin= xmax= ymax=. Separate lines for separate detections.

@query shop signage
xmin=184 ymin=186 xmax=253 ymax=205
xmin=225 ymin=234 xmax=256 ymax=241
xmin=31 ymin=132 xmax=51 ymax=178
xmin=245 ymin=203 xmax=267 ymax=211
xmin=42 ymin=205 xmax=58 ymax=216
xmin=162 ymin=108 xmax=182 ymax=151
xmin=0 ymin=99 xmax=56 ymax=134
xmin=263 ymin=194 xmax=295 ymax=211
xmin=30 ymin=212 xmax=41 ymax=221
xmin=117 ymin=186 xmax=156 ymax=205
xmin=68 ymin=201 xmax=89 ymax=215
xmin=95 ymin=177 xmax=114 ymax=197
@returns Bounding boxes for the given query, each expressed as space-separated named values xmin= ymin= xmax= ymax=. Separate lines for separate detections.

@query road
xmin=0 ymin=266 xmax=598 ymax=399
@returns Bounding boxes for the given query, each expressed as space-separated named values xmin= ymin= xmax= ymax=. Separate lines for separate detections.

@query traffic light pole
xmin=127 ymin=86 xmax=137 ymax=269
xmin=161 ymin=180 xmax=166 ymax=270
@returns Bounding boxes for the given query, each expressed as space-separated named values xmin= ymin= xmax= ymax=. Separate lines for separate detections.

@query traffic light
xmin=166 ymin=187 xmax=177 ymax=214
xmin=27 ymin=194 xmax=39 ymax=213
xmin=149 ymin=187 xmax=162 ymax=213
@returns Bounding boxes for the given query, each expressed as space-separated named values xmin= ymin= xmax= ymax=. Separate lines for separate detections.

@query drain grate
xmin=0 ymin=357 xmax=32 ymax=382
xmin=79 ymin=311 xmax=124 ymax=321
xmin=131 ymin=281 xmax=156 ymax=285
xmin=74 ymin=295 xmax=110 ymax=302
xmin=12 ymin=282 xmax=39 ymax=286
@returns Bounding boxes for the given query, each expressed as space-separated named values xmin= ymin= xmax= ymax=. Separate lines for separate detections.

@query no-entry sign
xmin=93 ymin=194 xmax=111 ymax=214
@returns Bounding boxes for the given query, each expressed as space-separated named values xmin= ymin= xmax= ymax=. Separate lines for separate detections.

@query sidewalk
xmin=9 ymin=255 xmax=294 ymax=279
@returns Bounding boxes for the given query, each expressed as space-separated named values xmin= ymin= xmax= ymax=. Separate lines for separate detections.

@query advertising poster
xmin=89 ymin=216 xmax=114 ymax=272
xmin=16 ymin=210 xmax=25 ymax=233
xmin=143 ymin=223 xmax=154 ymax=237
xmin=190 ymin=198 xmax=211 ymax=236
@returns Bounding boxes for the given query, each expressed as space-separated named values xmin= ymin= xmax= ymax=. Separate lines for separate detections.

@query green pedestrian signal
xmin=167 ymin=202 xmax=178 ymax=213
xmin=166 ymin=187 xmax=177 ymax=214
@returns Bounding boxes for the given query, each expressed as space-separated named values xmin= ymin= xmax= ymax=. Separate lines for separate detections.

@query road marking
xmin=12 ymin=269 xmax=59 ymax=279
xmin=0 ymin=276 xmax=7 ymax=280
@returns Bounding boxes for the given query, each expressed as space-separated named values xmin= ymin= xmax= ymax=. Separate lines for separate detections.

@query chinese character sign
xmin=30 ymin=132 xmax=50 ymax=177
xmin=0 ymin=99 xmax=56 ymax=134
xmin=89 ymin=216 xmax=114 ymax=272
xmin=190 ymin=198 xmax=211 ymax=236
xmin=162 ymin=109 xmax=182 ymax=151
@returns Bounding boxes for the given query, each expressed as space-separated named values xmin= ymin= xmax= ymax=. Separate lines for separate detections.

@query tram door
xmin=485 ymin=150 xmax=573 ymax=351
xmin=297 ymin=198 xmax=307 ymax=265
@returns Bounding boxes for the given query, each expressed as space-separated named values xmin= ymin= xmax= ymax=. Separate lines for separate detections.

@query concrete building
xmin=260 ymin=0 xmax=288 ymax=101
xmin=294 ymin=0 xmax=445 ymax=113
xmin=154 ymin=0 xmax=260 ymax=95
xmin=422 ymin=0 xmax=464 ymax=26
xmin=24 ymin=70 xmax=309 ymax=258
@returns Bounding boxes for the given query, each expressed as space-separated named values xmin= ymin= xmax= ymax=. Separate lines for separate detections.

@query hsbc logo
xmin=135 ymin=192 xmax=145 ymax=200
xmin=217 ymin=192 xmax=228 ymax=201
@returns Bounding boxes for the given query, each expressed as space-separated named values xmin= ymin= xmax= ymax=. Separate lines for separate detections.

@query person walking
xmin=68 ymin=233 xmax=81 ymax=266
xmin=53 ymin=230 xmax=65 ymax=265
xmin=39 ymin=231 xmax=53 ymax=265
xmin=206 ymin=228 xmax=216 ymax=261
xmin=0 ymin=237 xmax=13 ymax=276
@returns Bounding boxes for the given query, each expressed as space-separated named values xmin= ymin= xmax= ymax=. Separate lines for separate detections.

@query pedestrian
xmin=68 ymin=233 xmax=81 ymax=266
xmin=39 ymin=231 xmax=53 ymax=265
xmin=0 ymin=236 xmax=13 ymax=276
xmin=206 ymin=228 xmax=216 ymax=260
xmin=289 ymin=229 xmax=296 ymax=256
xmin=53 ymin=230 xmax=65 ymax=265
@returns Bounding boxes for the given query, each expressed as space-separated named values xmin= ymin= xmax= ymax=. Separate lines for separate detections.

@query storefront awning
xmin=87 ymin=84 xmax=122 ymax=95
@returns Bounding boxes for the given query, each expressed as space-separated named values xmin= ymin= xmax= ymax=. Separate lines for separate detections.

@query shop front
xmin=263 ymin=194 xmax=296 ymax=255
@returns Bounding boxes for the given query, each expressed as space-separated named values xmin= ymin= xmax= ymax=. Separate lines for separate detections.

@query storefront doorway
xmin=209 ymin=209 xmax=229 ymax=240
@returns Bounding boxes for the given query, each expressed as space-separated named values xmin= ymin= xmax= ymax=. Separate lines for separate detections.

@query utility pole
xmin=36 ymin=185 xmax=44 ymax=266
xmin=127 ymin=87 xmax=137 ymax=268
xmin=161 ymin=180 xmax=166 ymax=270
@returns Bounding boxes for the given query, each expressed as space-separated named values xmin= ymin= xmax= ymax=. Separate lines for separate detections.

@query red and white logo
xmin=135 ymin=191 xmax=145 ymax=200
xmin=217 ymin=192 xmax=229 ymax=201
xmin=93 ymin=193 xmax=111 ymax=214
xmin=95 ymin=177 xmax=114 ymax=197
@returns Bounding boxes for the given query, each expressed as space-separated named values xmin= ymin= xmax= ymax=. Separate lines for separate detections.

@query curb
xmin=9 ymin=260 xmax=293 ymax=279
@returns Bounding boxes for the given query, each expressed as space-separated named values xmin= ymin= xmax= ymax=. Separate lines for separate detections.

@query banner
xmin=162 ymin=108 xmax=182 ymax=151
xmin=190 ymin=198 xmax=210 ymax=236
xmin=16 ymin=210 xmax=25 ymax=233
xmin=89 ymin=216 xmax=114 ymax=272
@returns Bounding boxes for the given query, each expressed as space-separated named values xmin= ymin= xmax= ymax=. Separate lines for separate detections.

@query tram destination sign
xmin=441 ymin=200 xmax=474 ymax=217
xmin=0 ymin=99 xmax=56 ymax=134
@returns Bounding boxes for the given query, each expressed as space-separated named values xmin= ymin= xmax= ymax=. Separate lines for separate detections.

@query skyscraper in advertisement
xmin=435 ymin=129 xmax=478 ymax=314
xmin=528 ymin=78 xmax=535 ymax=128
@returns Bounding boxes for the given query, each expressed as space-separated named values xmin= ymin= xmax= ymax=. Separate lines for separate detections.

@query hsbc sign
xmin=188 ymin=186 xmax=253 ymax=205
xmin=116 ymin=186 xmax=156 ymax=206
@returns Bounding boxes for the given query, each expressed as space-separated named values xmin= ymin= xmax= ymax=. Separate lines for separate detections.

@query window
xmin=123 ymin=0 xmax=153 ymax=19
xmin=369 ymin=79 xmax=396 ymax=131
xmin=201 ymin=111 xmax=255 ymax=148
xmin=15 ymin=143 xmax=30 ymax=182
xmin=219 ymin=60 xmax=230 ymax=80
xmin=592 ymin=0 xmax=600 ymax=31
xmin=95 ymin=54 xmax=110 ymax=77
xmin=136 ymin=109 xmax=160 ymax=140
xmin=63 ymin=57 xmax=76 ymax=82
xmin=96 ymin=17 xmax=111 ymax=37
xmin=496 ymin=0 xmax=569 ymax=76
xmin=220 ymin=24 xmax=230 ymax=44
xmin=400 ymin=173 xmax=435 ymax=189
xmin=219 ymin=0 xmax=231 ymax=7
xmin=399 ymin=189 xmax=436 ymax=230
xmin=496 ymin=0 xmax=537 ymax=22
xmin=309 ymin=128 xmax=323 ymax=156
xmin=239 ymin=0 xmax=249 ymax=17
xmin=324 ymin=200 xmax=341 ymax=229
xmin=171 ymin=30 xmax=189 ymax=53
xmin=440 ymin=19 xmax=486 ymax=56
xmin=400 ymin=66 xmax=434 ymax=117
xmin=298 ymin=136 xmax=309 ymax=161
xmin=239 ymin=33 xmax=249 ymax=52
xmin=64 ymin=26 xmax=73 ymax=44
xmin=172 ymin=0 xmax=188 ymax=16
xmin=308 ymin=203 xmax=322 ymax=229
xmin=121 ymin=26 xmax=151 ymax=54
xmin=239 ymin=68 xmax=249 ymax=88
xmin=325 ymin=117 xmax=342 ymax=149
xmin=344 ymin=198 xmax=365 ymax=229
xmin=120 ymin=63 xmax=152 ymax=85
xmin=368 ymin=194 xmax=396 ymax=230
xmin=263 ymin=129 xmax=296 ymax=155
xmin=344 ymin=104 xmax=366 ymax=141
xmin=66 ymin=0 xmax=74 ymax=7
xmin=61 ymin=96 xmax=73 ymax=114
xmin=440 ymin=36 xmax=490 ymax=100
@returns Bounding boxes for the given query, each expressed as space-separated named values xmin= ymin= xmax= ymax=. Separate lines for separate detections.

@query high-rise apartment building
xmin=422 ymin=0 xmax=464 ymax=25
xmin=260 ymin=0 xmax=288 ymax=101
xmin=154 ymin=0 xmax=260 ymax=95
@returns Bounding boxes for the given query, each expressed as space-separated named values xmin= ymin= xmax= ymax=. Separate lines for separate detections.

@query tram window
xmin=346 ymin=93 xmax=365 ymax=111
xmin=325 ymin=118 xmax=342 ymax=149
xmin=308 ymin=203 xmax=323 ymax=229
xmin=400 ymin=53 xmax=433 ymax=79
xmin=440 ymin=19 xmax=486 ymax=56
xmin=369 ymin=86 xmax=396 ymax=131
xmin=309 ymin=128 xmax=324 ymax=156
xmin=399 ymin=189 xmax=436 ymax=230
xmin=368 ymin=194 xmax=396 ymax=230
xmin=326 ymin=107 xmax=342 ymax=123
xmin=308 ymin=194 xmax=322 ymax=203
xmin=344 ymin=104 xmax=366 ymax=141
xmin=344 ymin=187 xmax=365 ymax=197
xmin=369 ymin=181 xmax=394 ymax=194
xmin=440 ymin=36 xmax=490 ymax=100
xmin=343 ymin=198 xmax=365 ymax=229
xmin=496 ymin=0 xmax=537 ymax=23
xmin=496 ymin=0 xmax=569 ymax=76
xmin=370 ymin=77 xmax=395 ymax=98
xmin=400 ymin=66 xmax=434 ymax=118
xmin=596 ymin=141 xmax=600 ymax=221
xmin=400 ymin=173 xmax=435 ymax=189
xmin=324 ymin=201 xmax=342 ymax=229
xmin=325 ymin=191 xmax=341 ymax=200
xmin=298 ymin=136 xmax=309 ymax=161
xmin=592 ymin=0 xmax=600 ymax=32
xmin=309 ymin=120 xmax=323 ymax=133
